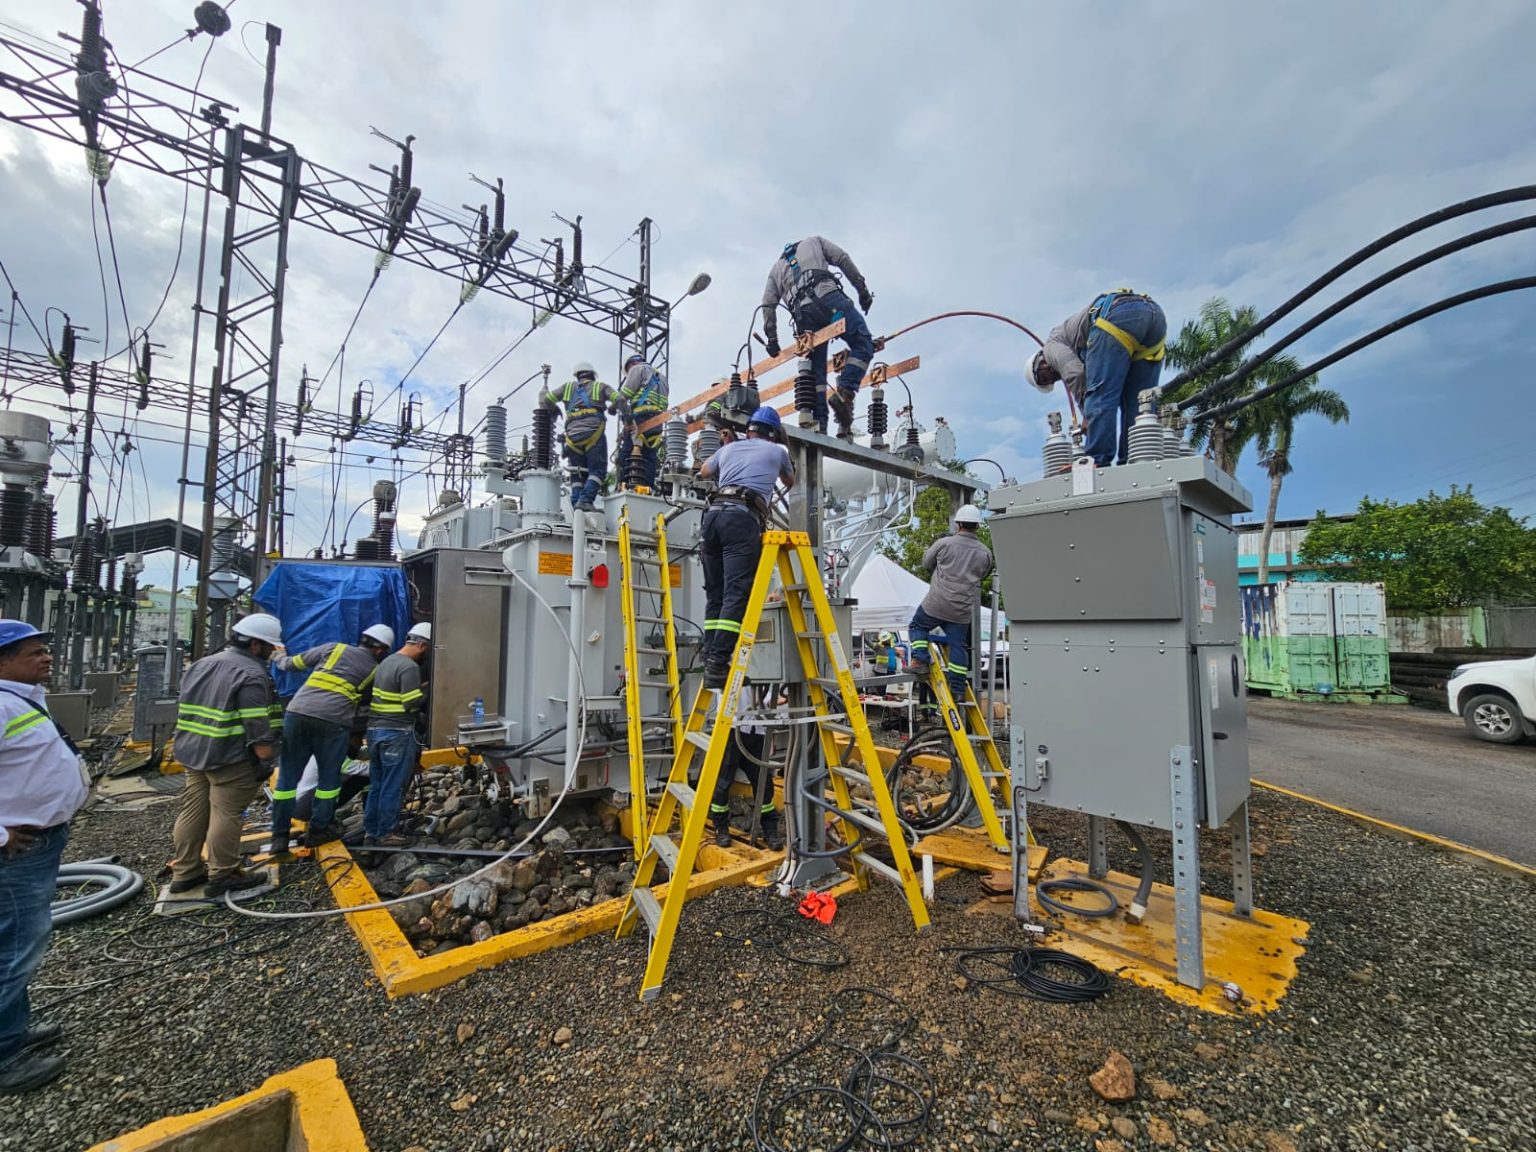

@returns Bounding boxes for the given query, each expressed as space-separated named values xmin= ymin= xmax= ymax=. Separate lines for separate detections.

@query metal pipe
xmin=563 ymin=503 xmax=588 ymax=791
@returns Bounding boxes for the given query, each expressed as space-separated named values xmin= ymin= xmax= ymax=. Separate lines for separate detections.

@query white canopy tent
xmin=849 ymin=553 xmax=1006 ymax=638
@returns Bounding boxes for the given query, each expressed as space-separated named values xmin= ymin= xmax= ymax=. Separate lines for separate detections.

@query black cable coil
xmin=949 ymin=945 xmax=1112 ymax=1003
xmin=530 ymin=407 xmax=556 ymax=470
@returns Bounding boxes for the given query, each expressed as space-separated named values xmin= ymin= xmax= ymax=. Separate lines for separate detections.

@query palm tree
xmin=1249 ymin=380 xmax=1350 ymax=583
xmin=1162 ymin=298 xmax=1311 ymax=477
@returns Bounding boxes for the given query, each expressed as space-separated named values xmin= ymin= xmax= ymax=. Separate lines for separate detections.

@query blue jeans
xmin=700 ymin=504 xmax=763 ymax=669
xmin=794 ymin=288 xmax=874 ymax=423
xmin=271 ymin=712 xmax=351 ymax=840
xmin=0 ymin=822 xmax=68 ymax=1063
xmin=364 ymin=728 xmax=418 ymax=838
xmin=565 ymin=434 xmax=608 ymax=505
xmin=908 ymin=606 xmax=971 ymax=692
xmin=1083 ymin=295 xmax=1167 ymax=466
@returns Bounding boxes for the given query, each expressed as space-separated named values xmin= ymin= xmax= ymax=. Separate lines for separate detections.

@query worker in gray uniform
xmin=269 ymin=623 xmax=395 ymax=851
xmin=1025 ymin=290 xmax=1167 ymax=467
xmin=761 ymin=236 xmax=875 ymax=437
xmin=907 ymin=504 xmax=993 ymax=698
xmin=168 ymin=613 xmax=284 ymax=899
xmin=541 ymin=362 xmax=620 ymax=511
xmin=363 ymin=623 xmax=431 ymax=852
xmin=697 ymin=406 xmax=796 ymax=689
xmin=614 ymin=354 xmax=669 ymax=491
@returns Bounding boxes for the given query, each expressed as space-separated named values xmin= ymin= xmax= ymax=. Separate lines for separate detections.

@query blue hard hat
xmin=0 ymin=620 xmax=50 ymax=650
xmin=749 ymin=405 xmax=782 ymax=430
xmin=624 ymin=353 xmax=646 ymax=369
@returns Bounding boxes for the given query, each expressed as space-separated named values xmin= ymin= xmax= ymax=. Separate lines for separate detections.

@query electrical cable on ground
xmin=947 ymin=945 xmax=1111 ymax=1004
xmin=1035 ymin=876 xmax=1119 ymax=919
xmin=701 ymin=900 xmax=850 ymax=970
xmin=51 ymin=858 xmax=144 ymax=926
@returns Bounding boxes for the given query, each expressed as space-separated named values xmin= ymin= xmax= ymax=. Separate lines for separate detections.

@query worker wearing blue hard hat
xmin=696 ymin=406 xmax=796 ymax=689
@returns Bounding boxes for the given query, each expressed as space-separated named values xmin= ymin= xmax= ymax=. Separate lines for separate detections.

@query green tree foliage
xmin=881 ymin=466 xmax=997 ymax=601
xmin=1297 ymin=487 xmax=1536 ymax=612
xmin=1250 ymin=379 xmax=1350 ymax=583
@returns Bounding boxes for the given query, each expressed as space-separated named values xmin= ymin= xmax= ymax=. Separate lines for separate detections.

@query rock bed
xmin=10 ymin=787 xmax=1536 ymax=1151
xmin=376 ymin=770 xmax=638 ymax=954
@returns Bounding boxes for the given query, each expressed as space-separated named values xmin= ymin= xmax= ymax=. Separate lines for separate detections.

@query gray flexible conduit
xmin=1114 ymin=820 xmax=1156 ymax=913
xmin=52 ymin=855 xmax=145 ymax=926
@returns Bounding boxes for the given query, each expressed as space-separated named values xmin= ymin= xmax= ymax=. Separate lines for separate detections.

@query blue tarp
xmin=253 ymin=562 xmax=410 ymax=698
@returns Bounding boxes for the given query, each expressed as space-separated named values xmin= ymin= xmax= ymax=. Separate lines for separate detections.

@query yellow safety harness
xmin=560 ymin=379 xmax=607 ymax=451
xmin=1090 ymin=290 xmax=1165 ymax=362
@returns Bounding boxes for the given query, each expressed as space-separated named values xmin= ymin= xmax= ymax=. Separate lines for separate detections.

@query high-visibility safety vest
xmin=370 ymin=684 xmax=423 ymax=714
xmin=294 ymin=642 xmax=377 ymax=705
xmin=176 ymin=701 xmax=271 ymax=740
xmin=1089 ymin=290 xmax=1165 ymax=362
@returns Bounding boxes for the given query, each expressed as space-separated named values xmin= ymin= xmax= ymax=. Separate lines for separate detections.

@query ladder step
xmin=819 ymin=720 xmax=855 ymax=736
xmin=831 ymin=806 xmax=889 ymax=837
xmin=649 ymin=834 xmax=679 ymax=872
xmin=636 ymin=615 xmax=669 ymax=625
xmin=852 ymin=851 xmax=906 ymax=890
xmin=636 ymin=647 xmax=672 ymax=656
xmin=639 ymin=714 xmax=678 ymax=723
xmin=812 ymin=677 xmax=847 ymax=690
xmin=630 ymin=886 xmax=662 ymax=935
xmin=632 ymin=583 xmax=667 ymax=594
xmin=798 ymin=631 xmax=826 ymax=639
xmin=668 ymin=781 xmax=698 ymax=810
xmin=637 ymin=680 xmax=676 ymax=689
xmin=684 ymin=732 xmax=711 ymax=751
xmin=781 ymin=583 xmax=808 ymax=592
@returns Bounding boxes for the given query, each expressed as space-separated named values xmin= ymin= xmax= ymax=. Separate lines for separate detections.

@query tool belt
xmin=710 ymin=485 xmax=770 ymax=524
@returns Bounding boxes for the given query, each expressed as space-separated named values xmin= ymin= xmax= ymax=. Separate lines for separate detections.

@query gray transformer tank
xmin=988 ymin=455 xmax=1253 ymax=830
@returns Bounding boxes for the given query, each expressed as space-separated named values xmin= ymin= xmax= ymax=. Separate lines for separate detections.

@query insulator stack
xmin=793 ymin=359 xmax=817 ymax=422
xmin=1126 ymin=408 xmax=1166 ymax=463
xmin=905 ymin=424 xmax=920 ymax=454
xmin=353 ymin=538 xmax=379 ymax=561
xmin=210 ymin=516 xmax=240 ymax=571
xmin=663 ymin=416 xmax=688 ymax=469
xmin=27 ymin=494 xmax=54 ymax=558
xmin=866 ymin=386 xmax=888 ymax=449
xmin=0 ymin=488 xmax=30 ymax=548
xmin=483 ymin=404 xmax=507 ymax=465
xmin=695 ymin=425 xmax=721 ymax=464
xmin=72 ymin=538 xmax=96 ymax=588
xmin=530 ymin=407 xmax=556 ymax=469
xmin=1163 ymin=419 xmax=1183 ymax=458
xmin=1042 ymin=412 xmax=1073 ymax=476
xmin=625 ymin=446 xmax=649 ymax=489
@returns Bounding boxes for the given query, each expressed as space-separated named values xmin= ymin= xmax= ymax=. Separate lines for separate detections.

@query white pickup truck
xmin=1446 ymin=655 xmax=1536 ymax=744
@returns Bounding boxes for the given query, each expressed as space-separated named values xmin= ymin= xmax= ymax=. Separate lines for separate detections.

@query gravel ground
xmin=3 ymin=785 xmax=1533 ymax=1152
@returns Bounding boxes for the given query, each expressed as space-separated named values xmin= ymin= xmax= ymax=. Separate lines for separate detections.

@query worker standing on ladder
xmin=697 ymin=406 xmax=795 ymax=689
xmin=710 ymin=681 xmax=785 ymax=850
xmin=907 ymin=505 xmax=993 ymax=698
xmin=760 ymin=236 xmax=875 ymax=437
xmin=362 ymin=623 xmax=431 ymax=854
xmin=614 ymin=354 xmax=669 ymax=490
xmin=1025 ymin=290 xmax=1167 ymax=467
xmin=268 ymin=624 xmax=394 ymax=852
xmin=541 ymin=361 xmax=619 ymax=512
xmin=167 ymin=613 xmax=284 ymax=901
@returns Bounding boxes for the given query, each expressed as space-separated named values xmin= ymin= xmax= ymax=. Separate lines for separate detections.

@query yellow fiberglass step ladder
xmin=913 ymin=647 xmax=1035 ymax=851
xmin=616 ymin=530 xmax=930 ymax=1002
xmin=617 ymin=506 xmax=686 ymax=856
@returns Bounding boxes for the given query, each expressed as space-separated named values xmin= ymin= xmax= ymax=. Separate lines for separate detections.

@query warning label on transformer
xmin=1199 ymin=577 xmax=1217 ymax=623
xmin=538 ymin=550 xmax=573 ymax=576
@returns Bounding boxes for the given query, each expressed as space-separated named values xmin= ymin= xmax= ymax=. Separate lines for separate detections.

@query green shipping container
xmin=1241 ymin=581 xmax=1392 ymax=698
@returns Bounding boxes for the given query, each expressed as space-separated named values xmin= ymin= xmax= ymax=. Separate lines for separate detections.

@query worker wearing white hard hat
xmin=362 ymin=623 xmax=433 ymax=853
xmin=540 ymin=361 xmax=620 ymax=512
xmin=907 ymin=503 xmax=994 ymax=699
xmin=268 ymin=622 xmax=396 ymax=852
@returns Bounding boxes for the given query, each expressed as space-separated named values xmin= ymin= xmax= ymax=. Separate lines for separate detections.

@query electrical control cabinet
xmin=988 ymin=456 xmax=1253 ymax=831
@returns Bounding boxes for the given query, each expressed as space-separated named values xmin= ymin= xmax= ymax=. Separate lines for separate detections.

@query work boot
xmin=22 ymin=1023 xmax=62 ymax=1052
xmin=759 ymin=815 xmax=785 ymax=851
xmin=377 ymin=831 xmax=417 ymax=849
xmin=302 ymin=824 xmax=340 ymax=849
xmin=711 ymin=812 xmax=734 ymax=848
xmin=574 ymin=500 xmax=596 ymax=513
xmin=828 ymin=387 xmax=856 ymax=432
xmin=704 ymin=663 xmax=729 ymax=690
xmin=266 ymin=835 xmax=292 ymax=860
xmin=167 ymin=871 xmax=207 ymax=894
xmin=204 ymin=870 xmax=267 ymax=899
xmin=906 ymin=659 xmax=931 ymax=679
xmin=0 ymin=1051 xmax=64 ymax=1095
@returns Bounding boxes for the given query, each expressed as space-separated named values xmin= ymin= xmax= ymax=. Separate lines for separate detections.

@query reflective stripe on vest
xmin=371 ymin=686 xmax=423 ymax=714
xmin=4 ymin=711 xmax=49 ymax=738
xmin=304 ymin=643 xmax=376 ymax=705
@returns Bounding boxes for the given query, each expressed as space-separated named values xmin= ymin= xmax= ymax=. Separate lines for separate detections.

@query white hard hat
xmin=361 ymin=624 xmax=396 ymax=648
xmin=406 ymin=622 xmax=432 ymax=643
xmin=232 ymin=613 xmax=283 ymax=646
xmin=1025 ymin=350 xmax=1053 ymax=394
xmin=572 ymin=361 xmax=596 ymax=378
xmin=954 ymin=504 xmax=984 ymax=526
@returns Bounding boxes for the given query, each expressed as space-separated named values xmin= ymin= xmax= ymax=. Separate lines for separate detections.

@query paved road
xmin=1248 ymin=696 xmax=1536 ymax=866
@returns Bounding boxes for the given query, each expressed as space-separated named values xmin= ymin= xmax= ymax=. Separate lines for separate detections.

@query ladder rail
xmin=617 ymin=508 xmax=650 ymax=857
xmin=653 ymin=511 xmax=685 ymax=752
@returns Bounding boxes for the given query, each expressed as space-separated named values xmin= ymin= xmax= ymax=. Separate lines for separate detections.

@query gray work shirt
xmin=541 ymin=378 xmax=617 ymax=445
xmin=1040 ymin=304 xmax=1094 ymax=410
xmin=761 ymin=236 xmax=865 ymax=311
xmin=175 ymin=646 xmax=277 ymax=771
xmin=617 ymin=363 xmax=668 ymax=411
xmin=919 ymin=532 xmax=994 ymax=624
xmin=368 ymin=651 xmax=424 ymax=731
xmin=275 ymin=642 xmax=380 ymax=726
xmin=702 ymin=438 xmax=795 ymax=499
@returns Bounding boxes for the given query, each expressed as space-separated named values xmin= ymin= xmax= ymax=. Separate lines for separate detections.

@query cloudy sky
xmin=2 ymin=0 xmax=1534 ymax=588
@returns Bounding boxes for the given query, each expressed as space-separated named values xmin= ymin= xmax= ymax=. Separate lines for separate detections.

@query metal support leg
xmin=1011 ymin=785 xmax=1032 ymax=924
xmin=1169 ymin=744 xmax=1204 ymax=990
xmin=1086 ymin=815 xmax=1108 ymax=879
xmin=1229 ymin=799 xmax=1254 ymax=918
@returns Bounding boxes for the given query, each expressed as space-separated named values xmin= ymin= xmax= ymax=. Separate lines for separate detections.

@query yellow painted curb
xmin=86 ymin=1058 xmax=368 ymax=1151
xmin=1253 ymin=780 xmax=1536 ymax=880
xmin=319 ymin=840 xmax=784 ymax=998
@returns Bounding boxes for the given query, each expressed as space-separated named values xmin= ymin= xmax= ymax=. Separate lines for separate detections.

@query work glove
xmin=857 ymin=288 xmax=874 ymax=315
xmin=764 ymin=335 xmax=781 ymax=358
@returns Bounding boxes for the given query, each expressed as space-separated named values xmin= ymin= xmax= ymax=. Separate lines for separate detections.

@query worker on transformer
xmin=167 ymin=612 xmax=283 ymax=901
xmin=907 ymin=504 xmax=993 ymax=699
xmin=268 ymin=623 xmax=395 ymax=852
xmin=614 ymin=353 xmax=669 ymax=491
xmin=697 ymin=406 xmax=796 ymax=689
xmin=710 ymin=680 xmax=784 ymax=851
xmin=1025 ymin=290 xmax=1167 ymax=467
xmin=363 ymin=623 xmax=431 ymax=853
xmin=761 ymin=236 xmax=875 ymax=438
xmin=541 ymin=361 xmax=619 ymax=512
